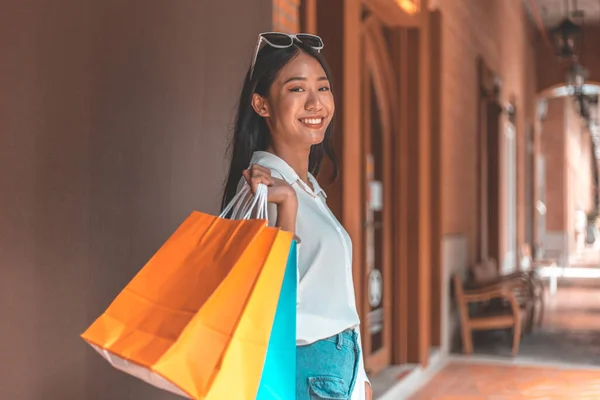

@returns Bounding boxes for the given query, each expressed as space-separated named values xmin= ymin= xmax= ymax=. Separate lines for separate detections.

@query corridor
xmin=407 ymin=260 xmax=600 ymax=399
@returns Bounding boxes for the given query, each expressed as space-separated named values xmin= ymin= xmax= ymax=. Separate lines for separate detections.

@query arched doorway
xmin=534 ymin=83 xmax=600 ymax=263
xmin=360 ymin=13 xmax=398 ymax=375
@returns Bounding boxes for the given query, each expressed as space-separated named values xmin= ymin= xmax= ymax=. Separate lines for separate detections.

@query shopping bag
xmin=256 ymin=240 xmax=297 ymax=399
xmin=81 ymin=184 xmax=296 ymax=399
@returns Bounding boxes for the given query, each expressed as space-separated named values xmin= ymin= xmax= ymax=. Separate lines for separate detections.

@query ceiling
xmin=526 ymin=0 xmax=600 ymax=27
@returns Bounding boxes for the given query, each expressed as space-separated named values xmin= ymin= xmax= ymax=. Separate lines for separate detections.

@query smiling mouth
xmin=299 ymin=117 xmax=325 ymax=129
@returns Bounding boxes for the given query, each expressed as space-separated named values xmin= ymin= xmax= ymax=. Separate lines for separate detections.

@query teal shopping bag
xmin=256 ymin=240 xmax=297 ymax=399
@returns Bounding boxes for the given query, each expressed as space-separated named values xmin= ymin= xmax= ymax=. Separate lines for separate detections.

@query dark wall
xmin=0 ymin=1 xmax=271 ymax=398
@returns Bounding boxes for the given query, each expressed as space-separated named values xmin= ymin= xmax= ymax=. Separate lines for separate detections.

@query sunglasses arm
xmin=249 ymin=37 xmax=264 ymax=79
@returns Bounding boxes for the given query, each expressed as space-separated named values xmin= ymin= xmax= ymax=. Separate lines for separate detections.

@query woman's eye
xmin=289 ymin=87 xmax=305 ymax=92
xmin=319 ymin=86 xmax=331 ymax=92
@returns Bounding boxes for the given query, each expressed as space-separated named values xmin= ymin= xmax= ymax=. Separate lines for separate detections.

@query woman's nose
xmin=305 ymin=90 xmax=323 ymax=111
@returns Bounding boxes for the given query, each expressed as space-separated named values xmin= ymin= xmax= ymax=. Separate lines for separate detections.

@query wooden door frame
xmin=477 ymin=58 xmax=503 ymax=266
xmin=299 ymin=0 xmax=317 ymax=34
xmin=390 ymin=7 xmax=438 ymax=366
xmin=389 ymin=27 xmax=410 ymax=366
xmin=428 ymin=9 xmax=442 ymax=349
xmin=414 ymin=0 xmax=433 ymax=365
xmin=360 ymin=15 xmax=397 ymax=375
xmin=315 ymin=0 xmax=436 ymax=369
xmin=361 ymin=1 xmax=438 ymax=368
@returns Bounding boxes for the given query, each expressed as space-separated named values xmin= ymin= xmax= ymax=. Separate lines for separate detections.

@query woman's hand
xmin=242 ymin=164 xmax=296 ymax=205
xmin=243 ymin=164 xmax=297 ymax=233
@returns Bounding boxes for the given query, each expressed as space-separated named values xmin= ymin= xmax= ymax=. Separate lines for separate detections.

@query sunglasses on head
xmin=250 ymin=32 xmax=324 ymax=79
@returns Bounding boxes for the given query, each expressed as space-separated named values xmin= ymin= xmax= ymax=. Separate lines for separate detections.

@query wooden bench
xmin=469 ymin=258 xmax=542 ymax=331
xmin=453 ymin=273 xmax=524 ymax=356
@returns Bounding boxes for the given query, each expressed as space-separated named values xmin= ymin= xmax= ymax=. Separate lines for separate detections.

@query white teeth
xmin=301 ymin=118 xmax=323 ymax=125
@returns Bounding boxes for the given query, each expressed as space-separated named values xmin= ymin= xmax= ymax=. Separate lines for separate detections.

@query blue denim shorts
xmin=296 ymin=329 xmax=360 ymax=400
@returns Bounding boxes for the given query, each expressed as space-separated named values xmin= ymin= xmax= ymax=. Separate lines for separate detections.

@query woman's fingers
xmin=244 ymin=165 xmax=274 ymax=194
xmin=254 ymin=176 xmax=271 ymax=191
xmin=250 ymin=164 xmax=269 ymax=174
xmin=242 ymin=169 xmax=253 ymax=190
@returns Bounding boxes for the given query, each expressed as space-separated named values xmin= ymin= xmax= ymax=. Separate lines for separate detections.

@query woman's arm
xmin=275 ymin=195 xmax=298 ymax=233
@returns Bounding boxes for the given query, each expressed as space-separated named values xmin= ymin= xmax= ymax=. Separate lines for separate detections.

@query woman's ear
xmin=251 ymin=93 xmax=270 ymax=117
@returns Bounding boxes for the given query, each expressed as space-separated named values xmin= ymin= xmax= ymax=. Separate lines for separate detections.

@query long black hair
xmin=220 ymin=40 xmax=338 ymax=211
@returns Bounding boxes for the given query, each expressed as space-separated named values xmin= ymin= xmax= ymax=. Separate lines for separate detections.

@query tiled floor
xmin=543 ymin=284 xmax=600 ymax=331
xmin=408 ymin=361 xmax=600 ymax=399
xmin=371 ymin=365 xmax=417 ymax=399
xmin=410 ymin=255 xmax=600 ymax=399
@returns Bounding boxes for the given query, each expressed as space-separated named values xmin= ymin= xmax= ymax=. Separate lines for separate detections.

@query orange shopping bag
xmin=81 ymin=185 xmax=294 ymax=399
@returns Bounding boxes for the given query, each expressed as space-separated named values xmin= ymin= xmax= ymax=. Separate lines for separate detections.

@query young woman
xmin=222 ymin=32 xmax=372 ymax=400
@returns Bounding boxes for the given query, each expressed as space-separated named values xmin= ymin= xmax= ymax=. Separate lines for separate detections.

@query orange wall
xmin=542 ymin=98 xmax=568 ymax=231
xmin=540 ymin=96 xmax=594 ymax=254
xmin=433 ymin=0 xmax=538 ymax=265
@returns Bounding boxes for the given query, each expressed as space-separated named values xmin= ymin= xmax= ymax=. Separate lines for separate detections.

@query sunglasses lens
xmin=296 ymin=34 xmax=324 ymax=49
xmin=262 ymin=33 xmax=293 ymax=47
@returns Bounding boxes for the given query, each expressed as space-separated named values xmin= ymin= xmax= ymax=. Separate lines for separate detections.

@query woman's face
xmin=253 ymin=51 xmax=335 ymax=149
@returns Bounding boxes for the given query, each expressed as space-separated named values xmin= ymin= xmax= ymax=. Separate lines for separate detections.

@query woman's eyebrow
xmin=283 ymin=76 xmax=329 ymax=84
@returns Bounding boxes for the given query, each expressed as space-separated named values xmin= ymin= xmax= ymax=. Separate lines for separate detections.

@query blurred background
xmin=2 ymin=0 xmax=600 ymax=398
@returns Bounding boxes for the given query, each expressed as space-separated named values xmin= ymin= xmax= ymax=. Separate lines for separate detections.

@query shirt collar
xmin=250 ymin=151 xmax=327 ymax=198
xmin=307 ymin=173 xmax=327 ymax=198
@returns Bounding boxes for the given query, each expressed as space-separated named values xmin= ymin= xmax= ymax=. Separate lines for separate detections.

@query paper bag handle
xmin=219 ymin=183 xmax=268 ymax=221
